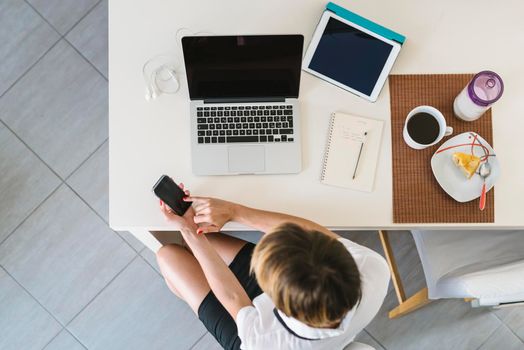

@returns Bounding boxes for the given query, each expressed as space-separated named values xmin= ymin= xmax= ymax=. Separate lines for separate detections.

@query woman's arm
xmin=159 ymin=198 xmax=252 ymax=320
xmin=186 ymin=196 xmax=338 ymax=238
xmin=180 ymin=226 xmax=252 ymax=320
xmin=232 ymin=204 xmax=338 ymax=238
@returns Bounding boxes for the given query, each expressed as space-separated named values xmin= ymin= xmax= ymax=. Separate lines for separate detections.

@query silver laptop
xmin=181 ymin=35 xmax=304 ymax=175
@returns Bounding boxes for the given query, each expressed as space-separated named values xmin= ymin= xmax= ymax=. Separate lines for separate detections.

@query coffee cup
xmin=403 ymin=106 xmax=453 ymax=150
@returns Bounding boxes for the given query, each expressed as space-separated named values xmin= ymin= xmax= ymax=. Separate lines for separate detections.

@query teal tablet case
xmin=326 ymin=2 xmax=406 ymax=45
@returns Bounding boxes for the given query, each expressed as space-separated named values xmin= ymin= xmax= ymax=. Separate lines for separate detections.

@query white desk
xmin=109 ymin=0 xmax=524 ymax=242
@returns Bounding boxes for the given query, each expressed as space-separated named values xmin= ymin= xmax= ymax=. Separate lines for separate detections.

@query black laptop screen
xmin=182 ymin=35 xmax=303 ymax=100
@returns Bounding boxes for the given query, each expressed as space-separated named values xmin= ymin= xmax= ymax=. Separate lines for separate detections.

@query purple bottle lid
xmin=468 ymin=71 xmax=504 ymax=107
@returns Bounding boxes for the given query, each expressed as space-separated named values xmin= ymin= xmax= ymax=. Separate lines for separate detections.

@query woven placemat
xmin=390 ymin=74 xmax=494 ymax=223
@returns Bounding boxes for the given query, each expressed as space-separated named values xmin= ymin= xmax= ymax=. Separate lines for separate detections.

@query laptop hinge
xmin=203 ymin=97 xmax=286 ymax=104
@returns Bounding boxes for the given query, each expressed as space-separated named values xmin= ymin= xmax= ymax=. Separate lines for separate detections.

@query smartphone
xmin=152 ymin=175 xmax=192 ymax=216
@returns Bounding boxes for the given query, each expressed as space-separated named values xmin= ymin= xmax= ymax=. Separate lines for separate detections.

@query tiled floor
xmin=0 ymin=1 xmax=523 ymax=349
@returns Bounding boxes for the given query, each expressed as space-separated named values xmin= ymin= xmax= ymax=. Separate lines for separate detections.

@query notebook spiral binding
xmin=320 ymin=113 xmax=336 ymax=181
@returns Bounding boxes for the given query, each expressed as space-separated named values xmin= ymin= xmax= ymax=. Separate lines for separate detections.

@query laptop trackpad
xmin=228 ymin=146 xmax=265 ymax=173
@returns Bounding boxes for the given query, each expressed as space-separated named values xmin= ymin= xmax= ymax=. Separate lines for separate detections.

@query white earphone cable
xmin=144 ymin=28 xmax=213 ymax=101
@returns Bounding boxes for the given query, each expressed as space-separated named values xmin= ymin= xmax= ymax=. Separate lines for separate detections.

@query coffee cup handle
xmin=445 ymin=126 xmax=453 ymax=136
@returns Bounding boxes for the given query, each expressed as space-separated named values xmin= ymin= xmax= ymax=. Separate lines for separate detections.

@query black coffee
xmin=407 ymin=112 xmax=440 ymax=144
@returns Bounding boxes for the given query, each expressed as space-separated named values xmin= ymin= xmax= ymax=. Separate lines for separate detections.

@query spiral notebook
xmin=320 ymin=112 xmax=384 ymax=192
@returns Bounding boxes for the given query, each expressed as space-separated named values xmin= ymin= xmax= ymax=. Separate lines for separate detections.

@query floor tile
xmin=66 ymin=140 xmax=144 ymax=251
xmin=478 ymin=324 xmax=524 ymax=350
xmin=116 ymin=231 xmax=145 ymax=252
xmin=140 ymin=247 xmax=161 ymax=274
xmin=0 ymin=40 xmax=108 ymax=178
xmin=66 ymin=0 xmax=107 ymax=77
xmin=0 ymin=123 xmax=60 ymax=243
xmin=67 ymin=141 xmax=109 ymax=220
xmin=0 ymin=267 xmax=62 ymax=350
xmin=43 ymin=329 xmax=86 ymax=350
xmin=0 ymin=185 xmax=136 ymax=324
xmin=191 ymin=332 xmax=222 ymax=350
xmin=26 ymin=0 xmax=100 ymax=35
xmin=494 ymin=305 xmax=524 ymax=342
xmin=0 ymin=0 xmax=59 ymax=96
xmin=69 ymin=257 xmax=207 ymax=350
xmin=366 ymin=286 xmax=501 ymax=350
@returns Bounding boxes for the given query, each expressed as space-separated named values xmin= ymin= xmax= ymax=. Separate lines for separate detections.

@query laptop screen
xmin=182 ymin=35 xmax=303 ymax=100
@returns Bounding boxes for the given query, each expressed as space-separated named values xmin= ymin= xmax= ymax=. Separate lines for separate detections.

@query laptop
xmin=181 ymin=35 xmax=304 ymax=175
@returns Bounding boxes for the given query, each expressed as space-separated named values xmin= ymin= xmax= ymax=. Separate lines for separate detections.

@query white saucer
xmin=431 ymin=132 xmax=500 ymax=202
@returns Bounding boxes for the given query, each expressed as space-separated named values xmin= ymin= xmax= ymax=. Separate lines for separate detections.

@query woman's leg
xmin=205 ymin=233 xmax=248 ymax=265
xmin=156 ymin=244 xmax=210 ymax=314
xmin=156 ymin=233 xmax=248 ymax=312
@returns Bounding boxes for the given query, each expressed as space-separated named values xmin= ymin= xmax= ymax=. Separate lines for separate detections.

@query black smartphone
xmin=152 ymin=175 xmax=192 ymax=216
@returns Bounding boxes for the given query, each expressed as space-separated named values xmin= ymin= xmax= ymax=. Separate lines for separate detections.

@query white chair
xmin=344 ymin=342 xmax=375 ymax=350
xmin=379 ymin=230 xmax=524 ymax=318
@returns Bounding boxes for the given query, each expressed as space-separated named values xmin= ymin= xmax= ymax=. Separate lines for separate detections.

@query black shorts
xmin=197 ymin=242 xmax=263 ymax=350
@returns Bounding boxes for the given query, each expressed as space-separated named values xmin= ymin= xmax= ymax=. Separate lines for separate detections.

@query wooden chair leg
xmin=378 ymin=230 xmax=406 ymax=304
xmin=378 ymin=230 xmax=433 ymax=319
xmin=388 ymin=287 xmax=431 ymax=319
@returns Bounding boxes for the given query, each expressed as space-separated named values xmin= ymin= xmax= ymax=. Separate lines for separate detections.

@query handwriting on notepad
xmin=340 ymin=125 xmax=367 ymax=143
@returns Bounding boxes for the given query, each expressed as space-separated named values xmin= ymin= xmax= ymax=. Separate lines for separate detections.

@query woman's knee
xmin=156 ymin=244 xmax=184 ymax=273
xmin=155 ymin=244 xmax=211 ymax=312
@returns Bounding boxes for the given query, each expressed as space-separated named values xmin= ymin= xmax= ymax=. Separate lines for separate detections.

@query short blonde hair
xmin=250 ymin=223 xmax=361 ymax=328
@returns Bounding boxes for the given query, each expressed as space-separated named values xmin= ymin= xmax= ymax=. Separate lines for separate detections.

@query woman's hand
xmin=184 ymin=196 xmax=237 ymax=234
xmin=159 ymin=183 xmax=198 ymax=232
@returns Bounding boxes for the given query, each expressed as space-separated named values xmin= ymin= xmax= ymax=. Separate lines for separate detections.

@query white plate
xmin=431 ymin=132 xmax=500 ymax=202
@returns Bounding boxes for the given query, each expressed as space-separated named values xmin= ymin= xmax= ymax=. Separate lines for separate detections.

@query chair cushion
xmin=437 ymin=259 xmax=524 ymax=304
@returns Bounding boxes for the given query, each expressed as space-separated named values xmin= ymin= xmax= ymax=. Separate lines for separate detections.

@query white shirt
xmin=236 ymin=238 xmax=390 ymax=350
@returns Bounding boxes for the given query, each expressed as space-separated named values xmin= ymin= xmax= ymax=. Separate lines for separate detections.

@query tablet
xmin=303 ymin=10 xmax=402 ymax=102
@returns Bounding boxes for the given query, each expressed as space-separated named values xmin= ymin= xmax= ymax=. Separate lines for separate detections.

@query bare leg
xmin=156 ymin=244 xmax=210 ymax=314
xmin=205 ymin=233 xmax=248 ymax=265
xmin=156 ymin=233 xmax=249 ymax=313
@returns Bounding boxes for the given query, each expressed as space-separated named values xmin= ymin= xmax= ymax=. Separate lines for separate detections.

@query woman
xmin=157 ymin=184 xmax=390 ymax=350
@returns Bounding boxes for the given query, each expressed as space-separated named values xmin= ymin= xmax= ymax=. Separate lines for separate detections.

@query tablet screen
xmin=308 ymin=17 xmax=393 ymax=96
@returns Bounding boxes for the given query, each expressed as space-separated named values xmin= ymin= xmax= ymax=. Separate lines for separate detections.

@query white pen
xmin=352 ymin=132 xmax=368 ymax=179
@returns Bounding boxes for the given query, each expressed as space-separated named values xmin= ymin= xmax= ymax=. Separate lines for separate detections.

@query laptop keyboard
xmin=196 ymin=105 xmax=295 ymax=144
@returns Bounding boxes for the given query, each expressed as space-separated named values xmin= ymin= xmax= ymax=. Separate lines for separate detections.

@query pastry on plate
xmin=452 ymin=152 xmax=481 ymax=179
